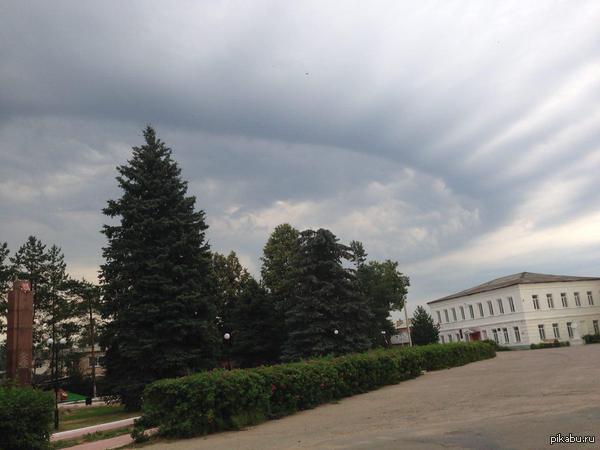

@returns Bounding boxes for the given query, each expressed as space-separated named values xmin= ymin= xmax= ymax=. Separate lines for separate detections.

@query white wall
xmin=428 ymin=281 xmax=600 ymax=347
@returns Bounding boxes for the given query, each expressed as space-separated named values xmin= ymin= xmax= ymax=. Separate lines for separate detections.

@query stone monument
xmin=6 ymin=279 xmax=34 ymax=385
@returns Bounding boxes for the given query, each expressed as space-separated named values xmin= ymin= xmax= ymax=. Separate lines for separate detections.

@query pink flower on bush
xmin=271 ymin=383 xmax=277 ymax=392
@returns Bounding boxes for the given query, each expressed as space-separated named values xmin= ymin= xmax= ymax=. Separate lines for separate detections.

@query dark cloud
xmin=2 ymin=1 xmax=600 ymax=309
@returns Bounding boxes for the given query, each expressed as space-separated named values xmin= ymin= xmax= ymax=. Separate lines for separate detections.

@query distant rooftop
xmin=428 ymin=272 xmax=600 ymax=305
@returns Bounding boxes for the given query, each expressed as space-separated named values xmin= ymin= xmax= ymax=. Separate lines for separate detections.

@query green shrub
xmin=0 ymin=384 xmax=54 ymax=450
xmin=139 ymin=342 xmax=495 ymax=439
xmin=530 ymin=340 xmax=570 ymax=349
xmin=583 ymin=334 xmax=600 ymax=344
xmin=480 ymin=339 xmax=512 ymax=351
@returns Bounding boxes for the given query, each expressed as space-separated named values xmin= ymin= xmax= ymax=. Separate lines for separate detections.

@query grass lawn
xmin=52 ymin=426 xmax=133 ymax=449
xmin=58 ymin=405 xmax=139 ymax=432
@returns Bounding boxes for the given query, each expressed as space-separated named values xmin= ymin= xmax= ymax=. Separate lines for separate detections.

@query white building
xmin=427 ymin=272 xmax=600 ymax=348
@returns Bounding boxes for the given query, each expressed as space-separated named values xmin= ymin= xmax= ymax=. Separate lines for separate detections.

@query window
xmin=587 ymin=291 xmax=594 ymax=305
xmin=478 ymin=303 xmax=484 ymax=317
xmin=448 ymin=334 xmax=453 ymax=342
xmin=532 ymin=295 xmax=540 ymax=310
xmin=451 ymin=307 xmax=457 ymax=321
xmin=436 ymin=311 xmax=442 ymax=324
xmin=460 ymin=306 xmax=465 ymax=320
xmin=508 ymin=296 xmax=515 ymax=312
xmin=574 ymin=292 xmax=581 ymax=307
xmin=444 ymin=309 xmax=449 ymax=322
xmin=468 ymin=304 xmax=474 ymax=319
xmin=497 ymin=298 xmax=504 ymax=314
xmin=487 ymin=300 xmax=494 ymax=316
xmin=594 ymin=320 xmax=599 ymax=335
xmin=552 ymin=323 xmax=560 ymax=339
xmin=561 ymin=293 xmax=568 ymax=307
xmin=502 ymin=328 xmax=509 ymax=343
xmin=514 ymin=326 xmax=521 ymax=342
xmin=482 ymin=330 xmax=488 ymax=340
xmin=567 ymin=322 xmax=573 ymax=339
xmin=547 ymin=294 xmax=554 ymax=309
xmin=492 ymin=329 xmax=499 ymax=343
xmin=538 ymin=324 xmax=546 ymax=340
xmin=440 ymin=335 xmax=445 ymax=344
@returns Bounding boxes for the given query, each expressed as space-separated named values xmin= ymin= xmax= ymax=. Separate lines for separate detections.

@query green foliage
xmin=583 ymin=334 xmax=600 ymax=344
xmin=410 ymin=305 xmax=439 ymax=345
xmin=350 ymin=242 xmax=410 ymax=346
xmin=0 ymin=384 xmax=54 ymax=450
xmin=0 ymin=242 xmax=11 ymax=335
xmin=229 ymin=278 xmax=281 ymax=367
xmin=139 ymin=342 xmax=495 ymax=439
xmin=10 ymin=238 xmax=80 ymax=371
xmin=282 ymin=229 xmax=372 ymax=361
xmin=529 ymin=340 xmax=570 ymax=349
xmin=212 ymin=251 xmax=251 ymax=346
xmin=100 ymin=126 xmax=218 ymax=409
xmin=481 ymin=339 xmax=512 ymax=351
xmin=260 ymin=223 xmax=300 ymax=354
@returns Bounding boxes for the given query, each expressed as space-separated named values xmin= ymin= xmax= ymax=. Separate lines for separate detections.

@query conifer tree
xmin=230 ymin=277 xmax=280 ymax=367
xmin=260 ymin=223 xmax=300 ymax=359
xmin=410 ymin=305 xmax=439 ymax=345
xmin=100 ymin=126 xmax=217 ymax=409
xmin=282 ymin=229 xmax=372 ymax=361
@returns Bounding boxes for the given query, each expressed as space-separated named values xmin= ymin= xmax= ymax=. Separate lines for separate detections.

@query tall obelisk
xmin=6 ymin=279 xmax=34 ymax=385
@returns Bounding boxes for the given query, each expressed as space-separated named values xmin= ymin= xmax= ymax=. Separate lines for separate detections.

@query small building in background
xmin=428 ymin=272 xmax=600 ymax=348
xmin=390 ymin=318 xmax=412 ymax=346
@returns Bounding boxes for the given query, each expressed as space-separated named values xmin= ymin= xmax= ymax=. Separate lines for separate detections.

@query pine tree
xmin=100 ymin=126 xmax=217 ymax=409
xmin=260 ymin=223 xmax=300 ymax=359
xmin=282 ymin=229 xmax=372 ymax=361
xmin=230 ymin=277 xmax=280 ymax=367
xmin=11 ymin=236 xmax=48 ymax=298
xmin=410 ymin=305 xmax=439 ymax=345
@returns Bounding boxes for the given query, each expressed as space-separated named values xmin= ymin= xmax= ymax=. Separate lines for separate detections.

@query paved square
xmin=148 ymin=345 xmax=600 ymax=449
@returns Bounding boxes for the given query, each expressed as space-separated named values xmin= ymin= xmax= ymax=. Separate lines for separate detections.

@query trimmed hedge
xmin=0 ymin=384 xmax=54 ymax=450
xmin=583 ymin=334 xmax=600 ymax=344
xmin=138 ymin=342 xmax=495 ymax=438
xmin=530 ymin=340 xmax=570 ymax=349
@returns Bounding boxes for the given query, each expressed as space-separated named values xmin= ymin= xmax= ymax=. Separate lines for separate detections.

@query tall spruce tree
xmin=260 ymin=223 xmax=300 ymax=359
xmin=100 ymin=126 xmax=217 ymax=409
xmin=410 ymin=305 xmax=439 ymax=345
xmin=230 ymin=277 xmax=280 ymax=367
xmin=282 ymin=229 xmax=372 ymax=361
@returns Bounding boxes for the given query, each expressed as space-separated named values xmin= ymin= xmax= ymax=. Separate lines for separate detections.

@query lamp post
xmin=47 ymin=337 xmax=59 ymax=430
xmin=381 ymin=330 xmax=389 ymax=348
xmin=223 ymin=333 xmax=231 ymax=370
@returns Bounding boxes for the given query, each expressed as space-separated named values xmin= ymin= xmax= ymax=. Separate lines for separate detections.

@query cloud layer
xmin=2 ymin=1 xmax=600 ymax=311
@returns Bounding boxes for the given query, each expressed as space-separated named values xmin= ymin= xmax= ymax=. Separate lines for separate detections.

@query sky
xmin=2 ymin=1 xmax=600 ymax=314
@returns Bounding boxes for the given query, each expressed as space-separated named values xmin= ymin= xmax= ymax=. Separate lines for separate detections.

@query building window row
xmin=436 ymin=295 xmax=516 ymax=324
xmin=533 ymin=291 xmax=596 ymax=310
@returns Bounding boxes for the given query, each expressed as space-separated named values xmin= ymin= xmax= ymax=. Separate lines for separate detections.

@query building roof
xmin=428 ymin=272 xmax=600 ymax=305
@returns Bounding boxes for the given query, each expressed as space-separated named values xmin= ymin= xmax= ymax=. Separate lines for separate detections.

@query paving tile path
xmin=143 ymin=345 xmax=600 ymax=450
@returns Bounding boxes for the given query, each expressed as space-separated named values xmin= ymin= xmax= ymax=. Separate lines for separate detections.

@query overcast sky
xmin=2 ymin=1 xmax=600 ymax=313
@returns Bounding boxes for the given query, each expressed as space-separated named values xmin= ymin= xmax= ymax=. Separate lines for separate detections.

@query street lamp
xmin=333 ymin=329 xmax=339 ymax=335
xmin=47 ymin=337 xmax=59 ymax=430
xmin=223 ymin=333 xmax=231 ymax=370
xmin=381 ymin=330 xmax=390 ymax=348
